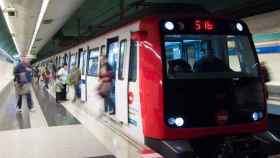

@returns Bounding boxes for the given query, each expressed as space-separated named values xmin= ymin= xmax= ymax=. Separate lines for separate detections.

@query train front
xmin=139 ymin=17 xmax=280 ymax=157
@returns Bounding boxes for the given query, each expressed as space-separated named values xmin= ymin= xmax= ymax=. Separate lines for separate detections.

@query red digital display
xmin=195 ymin=20 xmax=215 ymax=31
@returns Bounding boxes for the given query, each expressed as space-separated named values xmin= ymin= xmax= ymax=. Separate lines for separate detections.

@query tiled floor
xmin=44 ymin=82 xmax=158 ymax=158
xmin=60 ymin=98 xmax=146 ymax=158
xmin=0 ymin=87 xmax=30 ymax=131
xmin=33 ymin=85 xmax=80 ymax=126
xmin=0 ymin=125 xmax=112 ymax=158
xmin=0 ymin=85 xmax=115 ymax=158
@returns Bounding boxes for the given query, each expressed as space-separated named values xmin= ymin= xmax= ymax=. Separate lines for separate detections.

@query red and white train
xmin=36 ymin=7 xmax=280 ymax=158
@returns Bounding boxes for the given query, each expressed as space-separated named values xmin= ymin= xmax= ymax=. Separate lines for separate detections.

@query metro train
xmin=36 ymin=7 xmax=280 ymax=158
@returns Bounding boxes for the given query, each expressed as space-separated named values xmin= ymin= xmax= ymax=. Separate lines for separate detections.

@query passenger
xmin=14 ymin=56 xmax=35 ymax=112
xmin=56 ymin=63 xmax=68 ymax=102
xmin=51 ymin=62 xmax=57 ymax=80
xmin=193 ymin=44 xmax=229 ymax=72
xmin=42 ymin=67 xmax=50 ymax=89
xmin=55 ymin=66 xmax=63 ymax=101
xmin=97 ymin=55 xmax=114 ymax=115
xmin=69 ymin=64 xmax=81 ymax=103
xmin=32 ymin=66 xmax=40 ymax=85
xmin=168 ymin=59 xmax=192 ymax=74
xmin=260 ymin=61 xmax=271 ymax=100
xmin=39 ymin=66 xmax=44 ymax=87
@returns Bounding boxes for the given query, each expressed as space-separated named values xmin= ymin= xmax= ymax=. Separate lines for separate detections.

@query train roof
xmin=44 ymin=3 xmax=241 ymax=59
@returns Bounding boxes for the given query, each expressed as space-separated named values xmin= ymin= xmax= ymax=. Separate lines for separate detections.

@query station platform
xmin=0 ymin=81 xmax=158 ymax=158
xmin=1 ymin=78 xmax=280 ymax=158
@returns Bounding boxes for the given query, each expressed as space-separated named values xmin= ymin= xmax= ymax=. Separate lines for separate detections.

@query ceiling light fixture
xmin=35 ymin=38 xmax=42 ymax=42
xmin=27 ymin=0 xmax=51 ymax=55
xmin=43 ymin=18 xmax=54 ymax=24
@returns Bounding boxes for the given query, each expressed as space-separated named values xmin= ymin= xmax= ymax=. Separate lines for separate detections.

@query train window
xmin=118 ymin=40 xmax=127 ymax=80
xmin=164 ymin=35 xmax=258 ymax=79
xmin=101 ymin=45 xmax=106 ymax=56
xmin=79 ymin=52 xmax=84 ymax=74
xmin=227 ymin=40 xmax=242 ymax=72
xmin=69 ymin=54 xmax=77 ymax=71
xmin=165 ymin=42 xmax=182 ymax=60
xmin=87 ymin=48 xmax=99 ymax=76
xmin=128 ymin=40 xmax=137 ymax=82
xmin=60 ymin=56 xmax=63 ymax=66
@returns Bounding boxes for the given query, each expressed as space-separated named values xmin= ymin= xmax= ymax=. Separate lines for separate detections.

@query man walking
xmin=14 ymin=56 xmax=35 ymax=112
xmin=56 ymin=63 xmax=68 ymax=101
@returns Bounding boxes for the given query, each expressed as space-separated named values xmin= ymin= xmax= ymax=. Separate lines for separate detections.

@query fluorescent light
xmin=27 ymin=0 xmax=50 ymax=55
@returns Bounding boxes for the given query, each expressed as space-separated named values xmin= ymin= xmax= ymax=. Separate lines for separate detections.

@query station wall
xmin=258 ymin=53 xmax=280 ymax=85
xmin=0 ymin=60 xmax=14 ymax=92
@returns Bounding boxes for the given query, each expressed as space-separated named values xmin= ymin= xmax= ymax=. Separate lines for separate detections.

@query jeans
xmin=44 ymin=79 xmax=49 ymax=89
xmin=62 ymin=84 xmax=67 ymax=100
xmin=73 ymin=84 xmax=81 ymax=101
xmin=17 ymin=93 xmax=33 ymax=109
xmin=105 ymin=94 xmax=115 ymax=114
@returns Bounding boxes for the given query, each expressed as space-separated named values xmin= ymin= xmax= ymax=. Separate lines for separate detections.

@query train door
xmin=107 ymin=37 xmax=129 ymax=123
xmin=115 ymin=39 xmax=129 ymax=123
xmin=127 ymin=39 xmax=140 ymax=128
xmin=106 ymin=38 xmax=118 ymax=116
xmin=80 ymin=50 xmax=87 ymax=102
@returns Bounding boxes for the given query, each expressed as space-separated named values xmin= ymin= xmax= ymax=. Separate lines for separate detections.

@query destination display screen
xmin=160 ymin=18 xmax=250 ymax=35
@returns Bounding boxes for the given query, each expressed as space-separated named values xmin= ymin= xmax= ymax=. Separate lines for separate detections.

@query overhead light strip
xmin=27 ymin=0 xmax=50 ymax=56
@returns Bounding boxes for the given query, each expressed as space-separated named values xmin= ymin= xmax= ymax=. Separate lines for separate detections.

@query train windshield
xmin=164 ymin=34 xmax=259 ymax=79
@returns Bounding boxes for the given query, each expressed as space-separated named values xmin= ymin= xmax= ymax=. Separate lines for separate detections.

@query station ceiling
xmin=0 ymin=0 xmax=279 ymax=60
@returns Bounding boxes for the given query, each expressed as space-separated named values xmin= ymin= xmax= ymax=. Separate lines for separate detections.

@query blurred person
xmin=32 ymin=66 xmax=40 ymax=85
xmin=14 ymin=56 xmax=35 ymax=112
xmin=42 ymin=67 xmax=50 ymax=89
xmin=56 ymin=63 xmax=68 ymax=102
xmin=260 ymin=61 xmax=271 ymax=100
xmin=193 ymin=41 xmax=229 ymax=72
xmin=97 ymin=55 xmax=114 ymax=114
xmin=69 ymin=64 xmax=81 ymax=103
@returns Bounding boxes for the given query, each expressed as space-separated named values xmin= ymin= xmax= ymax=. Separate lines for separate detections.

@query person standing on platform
xmin=14 ymin=56 xmax=35 ymax=112
xmin=42 ymin=67 xmax=50 ymax=89
xmin=260 ymin=61 xmax=271 ymax=100
xmin=32 ymin=66 xmax=39 ymax=85
xmin=56 ymin=63 xmax=68 ymax=102
xmin=98 ymin=55 xmax=114 ymax=114
xmin=69 ymin=64 xmax=81 ymax=103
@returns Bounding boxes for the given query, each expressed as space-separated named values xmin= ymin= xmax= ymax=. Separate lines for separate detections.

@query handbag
xmin=97 ymin=81 xmax=112 ymax=98
xmin=55 ymin=82 xmax=63 ymax=92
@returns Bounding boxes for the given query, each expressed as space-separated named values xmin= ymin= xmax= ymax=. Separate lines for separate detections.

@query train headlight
xmin=236 ymin=23 xmax=243 ymax=31
xmin=164 ymin=21 xmax=175 ymax=31
xmin=175 ymin=117 xmax=184 ymax=127
xmin=252 ymin=112 xmax=259 ymax=121
xmin=168 ymin=117 xmax=176 ymax=125
xmin=258 ymin=112 xmax=263 ymax=119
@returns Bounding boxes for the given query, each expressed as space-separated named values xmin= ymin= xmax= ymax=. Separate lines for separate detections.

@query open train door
xmin=79 ymin=48 xmax=87 ymax=102
xmin=115 ymin=39 xmax=129 ymax=124
xmin=107 ymin=37 xmax=129 ymax=124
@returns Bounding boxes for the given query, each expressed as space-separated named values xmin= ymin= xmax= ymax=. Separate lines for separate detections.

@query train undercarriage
xmin=146 ymin=131 xmax=280 ymax=158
